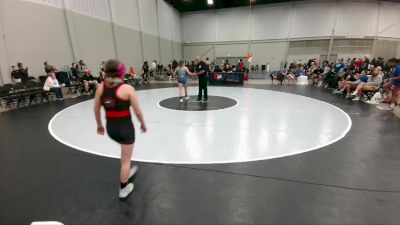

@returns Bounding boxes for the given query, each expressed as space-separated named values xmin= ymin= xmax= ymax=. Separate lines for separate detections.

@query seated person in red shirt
xmin=127 ymin=67 xmax=142 ymax=85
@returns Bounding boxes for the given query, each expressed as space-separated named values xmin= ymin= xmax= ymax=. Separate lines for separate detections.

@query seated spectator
xmin=333 ymin=70 xmax=368 ymax=98
xmin=323 ymin=67 xmax=336 ymax=88
xmin=238 ymin=59 xmax=245 ymax=71
xmin=334 ymin=59 xmax=345 ymax=74
xmin=311 ymin=66 xmax=324 ymax=86
xmin=43 ymin=71 xmax=64 ymax=100
xmin=78 ymin=60 xmax=88 ymax=72
xmin=382 ymin=58 xmax=400 ymax=111
xmin=82 ymin=69 xmax=99 ymax=94
xmin=98 ymin=71 xmax=106 ymax=83
xmin=214 ymin=65 xmax=222 ymax=72
xmin=71 ymin=63 xmax=80 ymax=78
xmin=128 ymin=67 xmax=142 ymax=84
xmin=157 ymin=62 xmax=163 ymax=75
xmin=286 ymin=68 xmax=296 ymax=85
xmin=16 ymin=62 xmax=29 ymax=83
xmin=44 ymin=61 xmax=58 ymax=74
xmin=295 ymin=66 xmax=305 ymax=77
xmin=351 ymin=67 xmax=383 ymax=101
xmin=223 ymin=60 xmax=230 ymax=72
xmin=10 ymin=66 xmax=20 ymax=83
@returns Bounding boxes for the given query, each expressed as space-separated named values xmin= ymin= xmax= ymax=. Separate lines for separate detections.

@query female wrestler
xmin=173 ymin=60 xmax=196 ymax=103
xmin=94 ymin=59 xmax=147 ymax=200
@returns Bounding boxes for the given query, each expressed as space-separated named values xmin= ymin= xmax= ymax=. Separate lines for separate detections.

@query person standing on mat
xmin=94 ymin=59 xmax=147 ymax=200
xmin=173 ymin=60 xmax=195 ymax=103
xmin=194 ymin=56 xmax=210 ymax=102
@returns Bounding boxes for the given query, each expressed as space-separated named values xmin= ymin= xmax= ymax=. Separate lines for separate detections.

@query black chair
xmin=0 ymin=84 xmax=15 ymax=109
xmin=361 ymin=82 xmax=385 ymax=102
xmin=26 ymin=81 xmax=43 ymax=104
xmin=13 ymin=82 xmax=29 ymax=107
xmin=39 ymin=75 xmax=48 ymax=84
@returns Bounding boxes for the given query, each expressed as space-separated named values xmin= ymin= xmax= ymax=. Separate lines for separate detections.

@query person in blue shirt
xmin=334 ymin=59 xmax=345 ymax=74
xmin=295 ymin=66 xmax=305 ymax=77
xmin=382 ymin=58 xmax=400 ymax=111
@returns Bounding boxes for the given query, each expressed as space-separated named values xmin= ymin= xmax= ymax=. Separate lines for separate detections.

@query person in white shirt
xmin=43 ymin=71 xmax=64 ymax=100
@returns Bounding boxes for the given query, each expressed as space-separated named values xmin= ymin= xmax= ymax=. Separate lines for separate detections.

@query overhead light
xmin=207 ymin=0 xmax=214 ymax=5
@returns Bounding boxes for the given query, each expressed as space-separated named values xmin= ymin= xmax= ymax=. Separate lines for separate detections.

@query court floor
xmin=1 ymin=83 xmax=400 ymax=224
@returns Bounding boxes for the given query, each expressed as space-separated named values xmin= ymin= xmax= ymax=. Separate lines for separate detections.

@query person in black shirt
xmin=142 ymin=61 xmax=149 ymax=82
xmin=194 ymin=56 xmax=209 ymax=102
xmin=16 ymin=62 xmax=29 ymax=83
xmin=71 ymin=63 xmax=80 ymax=78
xmin=214 ymin=65 xmax=222 ymax=72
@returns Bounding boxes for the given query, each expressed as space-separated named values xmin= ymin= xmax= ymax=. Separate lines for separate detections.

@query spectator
xmin=334 ymin=70 xmax=368 ymax=98
xmin=157 ymin=62 xmax=163 ymax=75
xmin=43 ymin=71 xmax=64 ymax=100
xmin=10 ymin=66 xmax=20 ymax=83
xmin=128 ymin=67 xmax=142 ymax=84
xmin=44 ymin=61 xmax=57 ymax=74
xmin=71 ymin=63 xmax=80 ymax=78
xmin=151 ymin=60 xmax=156 ymax=72
xmin=78 ymin=60 xmax=87 ymax=72
xmin=295 ymin=66 xmax=305 ymax=77
xmin=351 ymin=67 xmax=383 ymax=101
xmin=82 ymin=69 xmax=99 ymax=94
xmin=382 ymin=58 xmax=400 ymax=111
xmin=172 ymin=60 xmax=178 ymax=71
xmin=286 ymin=68 xmax=296 ymax=85
xmin=100 ymin=61 xmax=106 ymax=72
xmin=98 ymin=70 xmax=106 ymax=83
xmin=142 ymin=61 xmax=149 ymax=83
xmin=16 ymin=62 xmax=29 ymax=83
xmin=238 ymin=59 xmax=245 ymax=71
xmin=214 ymin=65 xmax=222 ymax=72
xmin=223 ymin=60 xmax=230 ymax=72
xmin=334 ymin=59 xmax=345 ymax=74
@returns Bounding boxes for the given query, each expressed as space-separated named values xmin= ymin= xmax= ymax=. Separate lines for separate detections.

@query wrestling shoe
xmin=119 ymin=183 xmax=134 ymax=200
xmin=129 ymin=166 xmax=138 ymax=179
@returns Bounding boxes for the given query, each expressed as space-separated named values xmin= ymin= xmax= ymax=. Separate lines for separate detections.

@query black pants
xmin=198 ymin=76 xmax=208 ymax=100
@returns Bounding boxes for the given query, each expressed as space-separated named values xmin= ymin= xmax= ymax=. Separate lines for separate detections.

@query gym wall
xmin=0 ymin=0 xmax=183 ymax=84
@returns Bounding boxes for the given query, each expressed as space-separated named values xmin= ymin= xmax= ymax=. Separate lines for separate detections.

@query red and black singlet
xmin=101 ymin=83 xmax=131 ymax=119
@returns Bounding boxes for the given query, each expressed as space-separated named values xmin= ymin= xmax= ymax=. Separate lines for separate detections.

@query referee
xmin=194 ymin=56 xmax=209 ymax=102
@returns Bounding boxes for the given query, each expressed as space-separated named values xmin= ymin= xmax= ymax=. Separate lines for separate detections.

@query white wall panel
xmin=66 ymin=0 xmax=111 ymax=22
xmin=20 ymin=0 xmax=63 ymax=8
xmin=110 ymin=0 xmax=140 ymax=30
xmin=139 ymin=0 xmax=158 ymax=36
xmin=183 ymin=45 xmax=214 ymax=60
xmin=157 ymin=0 xmax=172 ymax=40
xmin=172 ymin=8 xmax=182 ymax=43
xmin=378 ymin=2 xmax=400 ymax=38
xmin=251 ymin=5 xmax=290 ymax=40
xmin=291 ymin=2 xmax=335 ymax=38
xmin=216 ymin=44 xmax=247 ymax=57
xmin=217 ymin=8 xmax=249 ymax=41
xmin=183 ymin=12 xmax=217 ymax=43
xmin=252 ymin=42 xmax=288 ymax=70
xmin=335 ymin=2 xmax=378 ymax=37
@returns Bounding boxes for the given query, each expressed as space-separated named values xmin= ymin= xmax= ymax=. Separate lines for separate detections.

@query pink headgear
xmin=117 ymin=63 xmax=126 ymax=78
